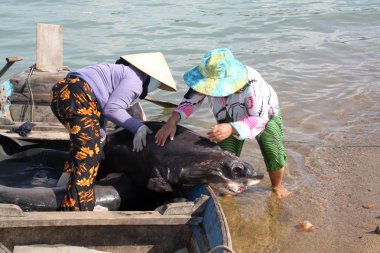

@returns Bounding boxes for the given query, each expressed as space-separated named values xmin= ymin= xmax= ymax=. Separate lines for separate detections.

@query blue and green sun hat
xmin=183 ymin=48 xmax=248 ymax=97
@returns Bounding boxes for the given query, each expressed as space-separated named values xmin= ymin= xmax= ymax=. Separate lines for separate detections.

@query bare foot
xmin=272 ymin=186 xmax=291 ymax=199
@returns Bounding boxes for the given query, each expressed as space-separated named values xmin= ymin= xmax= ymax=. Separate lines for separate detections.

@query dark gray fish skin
xmin=0 ymin=171 xmax=164 ymax=212
xmin=101 ymin=121 xmax=264 ymax=194
xmin=0 ymin=149 xmax=159 ymax=212
xmin=0 ymin=183 xmax=121 ymax=212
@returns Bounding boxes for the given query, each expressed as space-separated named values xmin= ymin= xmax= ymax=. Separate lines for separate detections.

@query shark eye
xmin=232 ymin=166 xmax=244 ymax=178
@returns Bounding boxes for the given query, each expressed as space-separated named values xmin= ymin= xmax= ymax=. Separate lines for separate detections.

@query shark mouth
xmin=209 ymin=179 xmax=262 ymax=195
xmin=209 ymin=184 xmax=246 ymax=195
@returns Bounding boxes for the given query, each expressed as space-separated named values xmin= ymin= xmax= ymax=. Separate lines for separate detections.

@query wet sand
xmin=280 ymin=145 xmax=379 ymax=253
xmin=221 ymin=133 xmax=380 ymax=253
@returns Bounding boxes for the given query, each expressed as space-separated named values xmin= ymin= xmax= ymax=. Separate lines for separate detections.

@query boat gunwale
xmin=0 ymin=207 xmax=196 ymax=228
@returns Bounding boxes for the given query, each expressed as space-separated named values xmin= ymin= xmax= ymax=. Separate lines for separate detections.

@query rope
xmin=25 ymin=64 xmax=35 ymax=122
xmin=206 ymin=245 xmax=236 ymax=253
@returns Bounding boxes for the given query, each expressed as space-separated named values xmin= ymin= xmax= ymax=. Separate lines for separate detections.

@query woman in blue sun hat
xmin=155 ymin=48 xmax=290 ymax=198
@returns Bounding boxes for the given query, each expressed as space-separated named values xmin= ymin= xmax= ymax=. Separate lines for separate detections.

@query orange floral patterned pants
xmin=50 ymin=76 xmax=104 ymax=211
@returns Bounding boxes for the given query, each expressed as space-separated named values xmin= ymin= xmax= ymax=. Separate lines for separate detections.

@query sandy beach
xmin=221 ymin=130 xmax=380 ymax=253
xmin=282 ymin=145 xmax=380 ymax=252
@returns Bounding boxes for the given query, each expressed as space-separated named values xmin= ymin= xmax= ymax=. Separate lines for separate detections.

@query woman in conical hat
xmin=155 ymin=48 xmax=289 ymax=199
xmin=50 ymin=52 xmax=176 ymax=211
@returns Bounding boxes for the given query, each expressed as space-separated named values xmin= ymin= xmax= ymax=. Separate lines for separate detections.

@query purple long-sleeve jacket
xmin=69 ymin=63 xmax=146 ymax=135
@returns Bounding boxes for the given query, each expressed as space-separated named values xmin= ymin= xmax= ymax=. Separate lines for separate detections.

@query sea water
xmin=1 ymin=1 xmax=379 ymax=252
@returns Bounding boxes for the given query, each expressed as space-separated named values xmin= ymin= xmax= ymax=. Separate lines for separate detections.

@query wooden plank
xmin=0 ymin=211 xmax=193 ymax=228
xmin=0 ymin=121 xmax=66 ymax=131
xmin=0 ymin=204 xmax=24 ymax=217
xmin=10 ymin=70 xmax=68 ymax=93
xmin=1 ymin=225 xmax=190 ymax=253
xmin=13 ymin=245 xmax=109 ymax=253
xmin=36 ymin=23 xmax=63 ymax=72
xmin=0 ymin=129 xmax=69 ymax=141
xmin=10 ymin=93 xmax=52 ymax=105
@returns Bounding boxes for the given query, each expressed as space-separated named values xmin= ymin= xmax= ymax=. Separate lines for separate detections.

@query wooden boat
xmin=0 ymin=61 xmax=235 ymax=253
xmin=0 ymin=185 xmax=233 ymax=253
xmin=0 ymin=124 xmax=234 ymax=253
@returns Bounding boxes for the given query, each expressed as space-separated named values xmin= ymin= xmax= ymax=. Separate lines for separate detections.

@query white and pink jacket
xmin=175 ymin=66 xmax=280 ymax=140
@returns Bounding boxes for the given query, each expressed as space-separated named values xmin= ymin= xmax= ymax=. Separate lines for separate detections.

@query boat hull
xmin=0 ymin=184 xmax=232 ymax=253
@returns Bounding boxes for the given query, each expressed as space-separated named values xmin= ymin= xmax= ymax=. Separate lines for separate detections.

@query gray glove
xmin=133 ymin=125 xmax=153 ymax=152
xmin=99 ymin=137 xmax=106 ymax=160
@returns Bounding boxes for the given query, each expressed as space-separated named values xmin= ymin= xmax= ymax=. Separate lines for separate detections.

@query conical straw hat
xmin=121 ymin=52 xmax=176 ymax=91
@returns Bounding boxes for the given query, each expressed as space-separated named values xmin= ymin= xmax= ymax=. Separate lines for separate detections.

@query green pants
xmin=218 ymin=112 xmax=286 ymax=172
xmin=257 ymin=112 xmax=286 ymax=172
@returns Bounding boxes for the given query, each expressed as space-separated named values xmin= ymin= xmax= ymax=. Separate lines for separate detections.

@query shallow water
xmin=1 ymin=0 xmax=380 ymax=252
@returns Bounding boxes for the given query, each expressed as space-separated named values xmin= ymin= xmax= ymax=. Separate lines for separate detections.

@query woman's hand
xmin=207 ymin=123 xmax=234 ymax=143
xmin=155 ymin=112 xmax=180 ymax=146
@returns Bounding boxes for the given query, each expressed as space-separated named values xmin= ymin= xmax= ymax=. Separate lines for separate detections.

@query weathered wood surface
xmin=36 ymin=23 xmax=63 ymax=72
xmin=10 ymin=93 xmax=52 ymax=105
xmin=1 ymin=225 xmax=192 ymax=253
xmin=8 ymin=69 xmax=68 ymax=122
xmin=0 ymin=209 xmax=192 ymax=228
xmin=0 ymin=187 xmax=229 ymax=253
xmin=0 ymin=129 xmax=68 ymax=141
xmin=0 ymin=203 xmax=24 ymax=217
xmin=13 ymin=245 xmax=109 ymax=253
xmin=10 ymin=69 xmax=68 ymax=93
xmin=0 ymin=121 xmax=65 ymax=131
xmin=0 ymin=204 xmax=194 ymax=253
xmin=0 ymin=121 xmax=68 ymax=142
